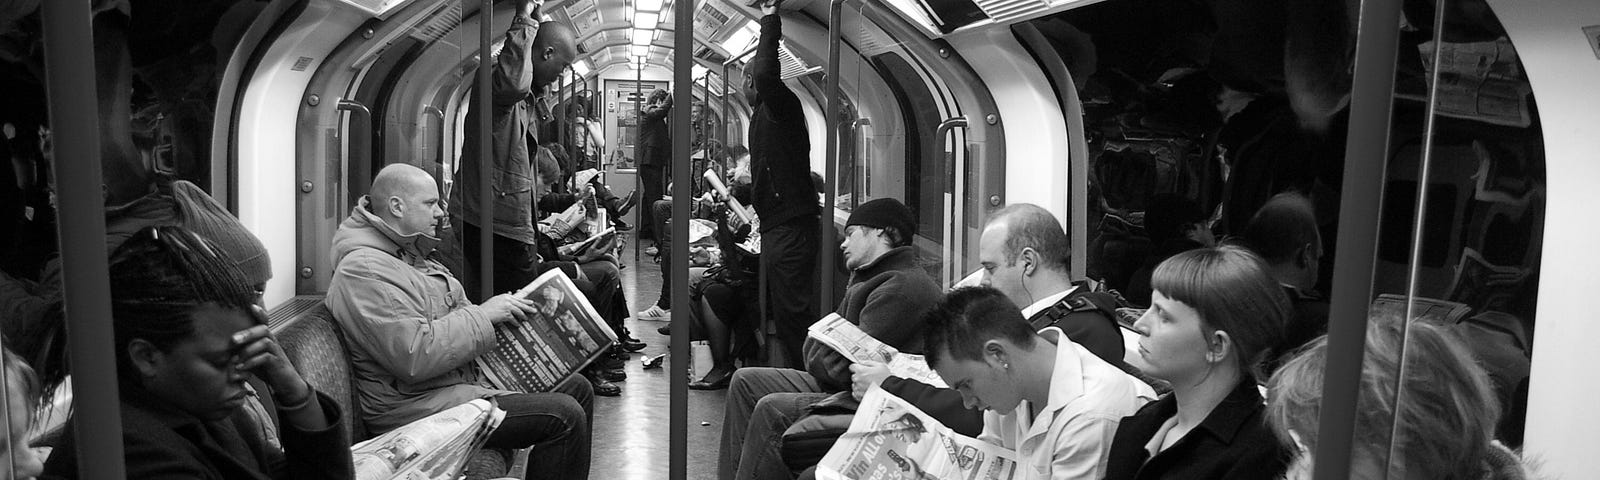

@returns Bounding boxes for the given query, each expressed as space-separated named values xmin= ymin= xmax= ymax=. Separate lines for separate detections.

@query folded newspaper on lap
xmin=808 ymin=314 xmax=947 ymax=388
xmin=476 ymin=270 xmax=619 ymax=393
xmin=352 ymin=399 xmax=506 ymax=480
xmin=817 ymin=387 xmax=1020 ymax=480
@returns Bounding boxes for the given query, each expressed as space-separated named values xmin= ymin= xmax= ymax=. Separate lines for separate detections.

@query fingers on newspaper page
xmin=476 ymin=270 xmax=619 ymax=393
xmin=352 ymin=399 xmax=506 ymax=480
xmin=807 ymin=314 xmax=947 ymax=388
xmin=817 ymin=386 xmax=1019 ymax=480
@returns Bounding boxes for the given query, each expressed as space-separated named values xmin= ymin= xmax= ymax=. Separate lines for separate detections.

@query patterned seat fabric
xmin=271 ymin=303 xmax=368 ymax=441
xmin=271 ymin=300 xmax=517 ymax=478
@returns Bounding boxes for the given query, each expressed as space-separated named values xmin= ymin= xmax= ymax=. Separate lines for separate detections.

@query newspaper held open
xmin=476 ymin=270 xmax=619 ymax=393
xmin=351 ymin=399 xmax=505 ymax=480
xmin=817 ymin=386 xmax=1019 ymax=480
xmin=807 ymin=314 xmax=947 ymax=388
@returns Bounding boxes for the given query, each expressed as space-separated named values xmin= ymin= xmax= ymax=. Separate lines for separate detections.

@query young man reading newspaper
xmin=922 ymin=287 xmax=1155 ymax=479
xmin=719 ymin=197 xmax=942 ymax=480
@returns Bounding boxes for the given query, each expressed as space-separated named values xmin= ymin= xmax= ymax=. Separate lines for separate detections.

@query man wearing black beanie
xmin=719 ymin=197 xmax=942 ymax=480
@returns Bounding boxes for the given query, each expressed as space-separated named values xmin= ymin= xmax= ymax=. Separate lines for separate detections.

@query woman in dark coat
xmin=42 ymin=226 xmax=352 ymax=480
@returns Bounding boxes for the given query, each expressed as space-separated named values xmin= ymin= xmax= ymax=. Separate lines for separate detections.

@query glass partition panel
xmin=1376 ymin=0 xmax=1542 ymax=477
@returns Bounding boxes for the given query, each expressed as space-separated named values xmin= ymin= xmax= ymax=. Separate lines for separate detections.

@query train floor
xmin=593 ymin=227 xmax=727 ymax=479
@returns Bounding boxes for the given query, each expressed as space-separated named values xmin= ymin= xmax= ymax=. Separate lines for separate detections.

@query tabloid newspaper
xmin=351 ymin=399 xmax=505 ymax=480
xmin=475 ymin=269 xmax=619 ymax=393
xmin=806 ymin=314 xmax=946 ymax=388
xmin=817 ymin=386 xmax=1019 ymax=480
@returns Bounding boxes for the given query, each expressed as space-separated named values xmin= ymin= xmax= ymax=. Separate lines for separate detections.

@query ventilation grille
xmin=971 ymin=0 xmax=1049 ymax=23
xmin=408 ymin=3 xmax=462 ymax=43
xmin=777 ymin=43 xmax=810 ymax=80
xmin=855 ymin=23 xmax=894 ymax=57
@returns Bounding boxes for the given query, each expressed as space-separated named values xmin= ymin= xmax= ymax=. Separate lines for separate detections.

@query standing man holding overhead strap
xmin=746 ymin=0 xmax=819 ymax=369
xmin=451 ymin=0 xmax=579 ymax=302
xmin=637 ymin=89 xmax=672 ymax=243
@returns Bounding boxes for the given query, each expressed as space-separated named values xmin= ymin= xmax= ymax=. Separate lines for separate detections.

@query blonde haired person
xmin=1267 ymin=314 xmax=1531 ymax=479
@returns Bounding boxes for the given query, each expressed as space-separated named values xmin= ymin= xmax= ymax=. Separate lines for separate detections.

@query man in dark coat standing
xmin=637 ymin=89 xmax=672 ymax=241
xmin=746 ymin=0 xmax=819 ymax=368
xmin=451 ymin=0 xmax=579 ymax=302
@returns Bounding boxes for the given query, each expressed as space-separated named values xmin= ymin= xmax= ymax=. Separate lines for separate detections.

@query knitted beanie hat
xmin=846 ymin=198 xmax=916 ymax=241
xmin=169 ymin=180 xmax=273 ymax=286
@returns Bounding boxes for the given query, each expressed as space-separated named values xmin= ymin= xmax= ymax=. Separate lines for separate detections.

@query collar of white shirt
xmin=1019 ymin=285 xmax=1080 ymax=320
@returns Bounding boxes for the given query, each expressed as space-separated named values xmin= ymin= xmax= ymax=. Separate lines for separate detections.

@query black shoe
xmin=613 ymin=218 xmax=633 ymax=231
xmin=689 ymin=367 xmax=733 ymax=390
xmin=657 ymin=324 xmax=671 ymax=336
xmin=614 ymin=190 xmax=639 ymax=216
xmin=585 ymin=371 xmax=621 ymax=396
xmin=620 ymin=335 xmax=647 ymax=352
xmin=599 ymin=368 xmax=627 ymax=382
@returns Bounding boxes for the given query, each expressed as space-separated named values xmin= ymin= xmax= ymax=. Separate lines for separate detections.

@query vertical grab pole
xmin=475 ymin=0 xmax=494 ymax=298
xmin=670 ymin=0 xmax=694 ymax=476
xmin=722 ymin=66 xmax=731 ymax=147
xmin=934 ymin=117 xmax=968 ymax=286
xmin=821 ymin=0 xmax=847 ymax=312
xmin=1314 ymin=0 xmax=1404 ymax=477
xmin=41 ymin=2 xmax=126 ymax=477
xmin=634 ymin=58 xmax=643 ymax=261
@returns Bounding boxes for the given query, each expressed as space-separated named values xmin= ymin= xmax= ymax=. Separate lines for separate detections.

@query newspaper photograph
xmin=352 ymin=399 xmax=505 ymax=480
xmin=817 ymin=387 xmax=1019 ymax=480
xmin=476 ymin=270 xmax=619 ymax=393
xmin=807 ymin=314 xmax=947 ymax=388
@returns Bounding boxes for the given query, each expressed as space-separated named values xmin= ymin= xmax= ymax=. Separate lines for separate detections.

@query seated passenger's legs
xmin=486 ymin=391 xmax=592 ymax=480
xmin=718 ymin=367 xmax=824 ymax=480
xmin=734 ymin=392 xmax=830 ymax=480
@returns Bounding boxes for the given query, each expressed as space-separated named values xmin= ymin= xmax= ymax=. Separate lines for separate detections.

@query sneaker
xmin=614 ymin=190 xmax=639 ymax=216
xmin=644 ymin=246 xmax=659 ymax=256
xmin=637 ymin=305 xmax=670 ymax=320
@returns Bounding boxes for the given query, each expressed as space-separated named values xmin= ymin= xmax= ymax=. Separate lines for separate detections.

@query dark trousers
xmin=460 ymin=221 xmax=540 ymax=303
xmin=577 ymin=260 xmax=628 ymax=338
xmin=761 ymin=218 xmax=818 ymax=369
xmin=652 ymin=199 xmax=674 ymax=309
xmin=486 ymin=375 xmax=594 ymax=480
xmin=638 ymin=163 xmax=665 ymax=241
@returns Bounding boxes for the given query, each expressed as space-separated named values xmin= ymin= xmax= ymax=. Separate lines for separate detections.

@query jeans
xmin=486 ymin=375 xmax=594 ymax=479
xmin=718 ymin=368 xmax=825 ymax=480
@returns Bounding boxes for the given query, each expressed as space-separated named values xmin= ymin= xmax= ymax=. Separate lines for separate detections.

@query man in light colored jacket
xmin=327 ymin=163 xmax=592 ymax=480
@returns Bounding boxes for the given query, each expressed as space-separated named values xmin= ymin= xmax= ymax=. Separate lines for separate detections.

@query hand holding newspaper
xmin=703 ymin=169 xmax=753 ymax=227
xmin=352 ymin=399 xmax=505 ymax=480
xmin=807 ymin=314 xmax=947 ymax=388
xmin=817 ymin=386 xmax=1019 ymax=480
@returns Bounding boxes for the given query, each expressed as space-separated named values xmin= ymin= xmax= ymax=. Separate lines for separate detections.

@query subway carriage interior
xmin=1 ymin=0 xmax=1599 ymax=478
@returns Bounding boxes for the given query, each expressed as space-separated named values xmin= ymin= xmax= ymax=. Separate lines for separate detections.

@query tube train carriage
xmin=0 ymin=0 xmax=1597 ymax=478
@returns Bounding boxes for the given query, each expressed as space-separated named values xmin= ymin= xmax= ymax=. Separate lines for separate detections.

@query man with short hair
xmin=979 ymin=203 xmax=1126 ymax=367
xmin=1238 ymin=191 xmax=1327 ymax=369
xmin=718 ymin=197 xmax=941 ymax=480
xmin=452 ymin=0 xmax=579 ymax=302
xmin=327 ymin=164 xmax=592 ymax=480
xmin=924 ymin=287 xmax=1154 ymax=480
